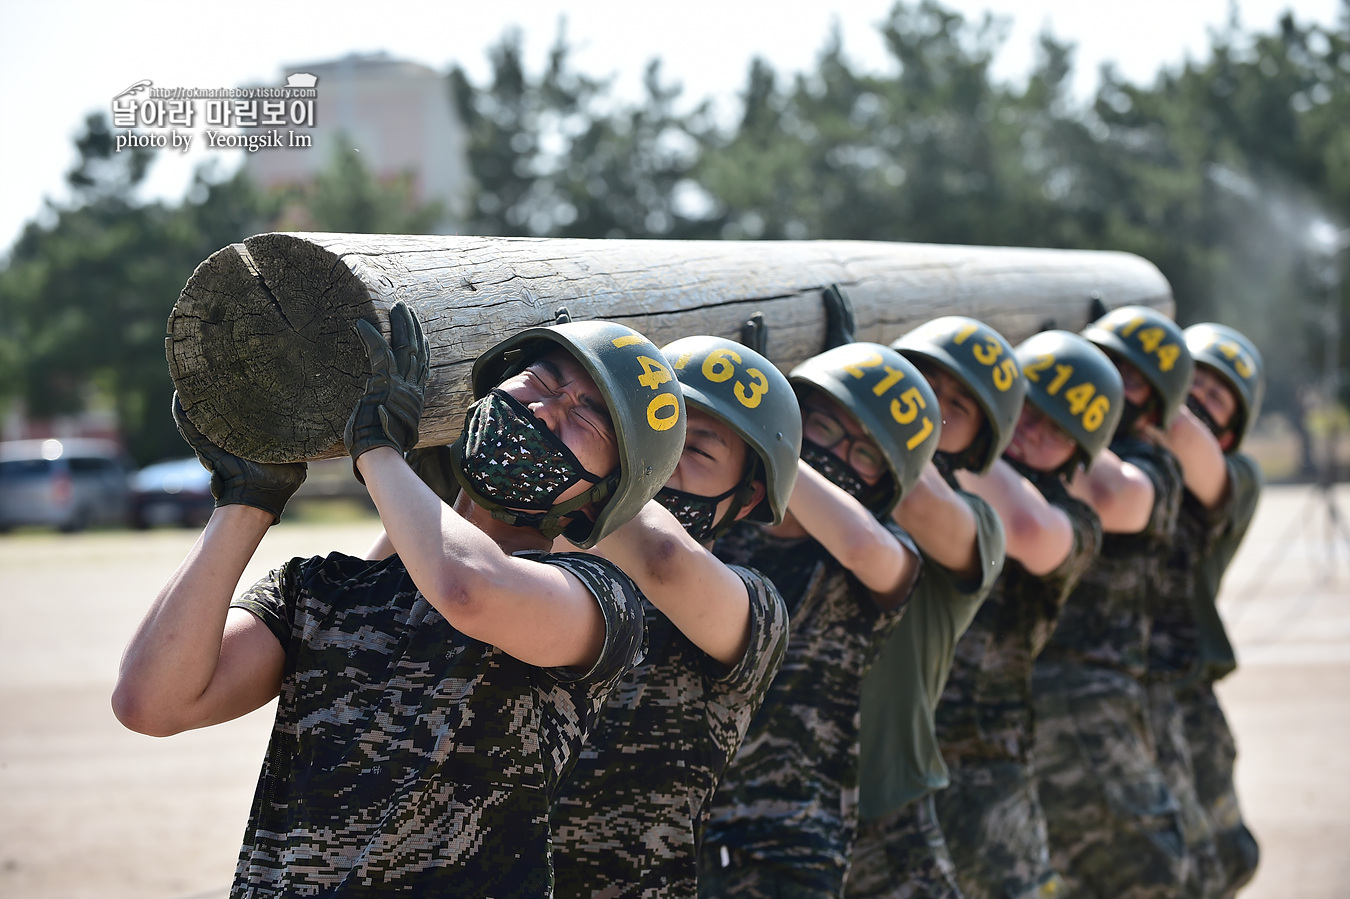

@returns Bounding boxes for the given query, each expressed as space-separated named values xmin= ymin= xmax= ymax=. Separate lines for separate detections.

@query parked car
xmin=0 ymin=438 xmax=130 ymax=532
xmin=128 ymin=456 xmax=214 ymax=529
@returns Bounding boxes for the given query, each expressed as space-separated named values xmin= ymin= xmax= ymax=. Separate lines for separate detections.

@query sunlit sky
xmin=0 ymin=0 xmax=1342 ymax=254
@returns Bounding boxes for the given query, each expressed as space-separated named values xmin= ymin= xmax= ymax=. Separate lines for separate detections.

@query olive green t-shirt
xmin=855 ymin=491 xmax=1006 ymax=820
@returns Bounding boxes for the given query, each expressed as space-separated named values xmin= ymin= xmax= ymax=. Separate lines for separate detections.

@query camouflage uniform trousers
xmin=843 ymin=795 xmax=965 ymax=899
xmin=1178 ymin=682 xmax=1259 ymax=899
xmin=1147 ymin=680 xmax=1226 ymax=898
xmin=933 ymin=758 xmax=1068 ymax=899
xmin=1032 ymin=662 xmax=1191 ymax=899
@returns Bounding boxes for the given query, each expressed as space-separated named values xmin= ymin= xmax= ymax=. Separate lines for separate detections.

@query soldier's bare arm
xmin=588 ymin=500 xmax=753 ymax=667
xmin=113 ymin=504 xmax=286 ymax=736
xmin=956 ymin=458 xmax=1074 ymax=577
xmin=1147 ymin=405 xmax=1229 ymax=509
xmin=892 ymin=462 xmax=980 ymax=580
xmin=357 ymin=446 xmax=610 ymax=670
xmin=790 ymin=459 xmax=920 ymax=609
xmin=1065 ymin=447 xmax=1155 ymax=534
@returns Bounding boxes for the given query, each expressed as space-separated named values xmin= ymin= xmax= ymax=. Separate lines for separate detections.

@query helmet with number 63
xmin=891 ymin=316 xmax=1027 ymax=474
xmin=1083 ymin=305 xmax=1194 ymax=429
xmin=1015 ymin=330 xmax=1125 ymax=470
xmin=789 ymin=342 xmax=941 ymax=517
xmin=469 ymin=320 xmax=687 ymax=548
xmin=662 ymin=336 xmax=803 ymax=527
xmin=1184 ymin=323 xmax=1265 ymax=451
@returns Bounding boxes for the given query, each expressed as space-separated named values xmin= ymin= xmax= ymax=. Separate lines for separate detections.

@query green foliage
xmin=283 ymin=141 xmax=444 ymax=234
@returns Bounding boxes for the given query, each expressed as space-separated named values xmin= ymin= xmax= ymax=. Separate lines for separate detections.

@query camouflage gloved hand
xmin=345 ymin=301 xmax=430 ymax=481
xmin=405 ymin=445 xmax=460 ymax=505
xmin=172 ymin=393 xmax=307 ymax=524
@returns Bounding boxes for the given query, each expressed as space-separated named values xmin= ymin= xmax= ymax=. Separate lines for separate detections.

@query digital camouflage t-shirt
xmin=699 ymin=521 xmax=921 ymax=894
xmin=1038 ymin=437 xmax=1184 ymax=680
xmin=229 ymin=550 xmax=646 ymax=898
xmin=1179 ymin=453 xmax=1261 ymax=684
xmin=937 ymin=468 xmax=1102 ymax=765
xmin=550 ymin=566 xmax=789 ymax=898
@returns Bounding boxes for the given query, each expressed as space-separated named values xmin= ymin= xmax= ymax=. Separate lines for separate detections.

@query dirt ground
xmin=1 ymin=484 xmax=1347 ymax=898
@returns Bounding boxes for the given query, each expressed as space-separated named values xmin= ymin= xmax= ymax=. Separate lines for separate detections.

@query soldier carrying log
xmin=113 ymin=303 xmax=687 ymax=896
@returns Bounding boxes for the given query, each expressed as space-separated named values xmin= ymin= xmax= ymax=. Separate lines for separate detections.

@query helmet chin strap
xmin=707 ymin=464 xmax=763 ymax=541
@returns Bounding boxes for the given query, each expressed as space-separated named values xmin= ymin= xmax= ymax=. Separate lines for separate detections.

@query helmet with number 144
xmin=1083 ymin=305 xmax=1194 ymax=432
xmin=456 ymin=320 xmax=687 ymax=548
xmin=789 ymin=342 xmax=942 ymax=518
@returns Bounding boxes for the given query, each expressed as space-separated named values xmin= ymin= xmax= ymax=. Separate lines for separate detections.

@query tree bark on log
xmin=166 ymin=232 xmax=1174 ymax=463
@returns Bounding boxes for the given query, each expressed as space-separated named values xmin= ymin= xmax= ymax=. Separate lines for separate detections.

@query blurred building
xmin=244 ymin=52 xmax=470 ymax=227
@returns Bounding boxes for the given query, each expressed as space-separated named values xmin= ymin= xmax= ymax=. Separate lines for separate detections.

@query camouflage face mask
xmin=456 ymin=389 xmax=602 ymax=512
xmin=655 ymin=483 xmax=740 ymax=545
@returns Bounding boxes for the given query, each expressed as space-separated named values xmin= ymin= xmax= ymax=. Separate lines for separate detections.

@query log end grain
xmin=166 ymin=233 xmax=374 ymax=463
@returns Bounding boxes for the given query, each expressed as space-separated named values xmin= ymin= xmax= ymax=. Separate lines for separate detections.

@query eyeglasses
xmin=803 ymin=407 xmax=887 ymax=480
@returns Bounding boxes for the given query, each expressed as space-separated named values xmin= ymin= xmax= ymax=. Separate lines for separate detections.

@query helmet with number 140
xmin=789 ymin=342 xmax=942 ymax=518
xmin=465 ymin=320 xmax=687 ymax=548
xmin=1083 ymin=305 xmax=1194 ymax=430
xmin=662 ymin=336 xmax=803 ymax=529
xmin=891 ymin=316 xmax=1027 ymax=474
xmin=1184 ymin=323 xmax=1265 ymax=451
xmin=1015 ymin=330 xmax=1125 ymax=472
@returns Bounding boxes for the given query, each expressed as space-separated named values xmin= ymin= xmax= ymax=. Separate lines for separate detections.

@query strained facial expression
xmin=1006 ymin=403 xmax=1078 ymax=472
xmin=496 ymin=350 xmax=619 ymax=504
xmin=667 ymin=407 xmax=751 ymax=503
xmin=915 ymin=362 xmax=985 ymax=455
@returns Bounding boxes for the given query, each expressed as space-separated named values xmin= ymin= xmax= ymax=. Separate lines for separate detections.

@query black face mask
xmin=655 ymin=483 xmax=741 ymax=545
xmin=1186 ymin=394 xmax=1230 ymax=443
xmin=453 ymin=389 xmax=611 ymax=536
xmin=1115 ymin=396 xmax=1159 ymax=440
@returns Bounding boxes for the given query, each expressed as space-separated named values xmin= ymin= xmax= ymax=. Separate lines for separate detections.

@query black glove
xmin=405 ymin=445 xmax=460 ymax=505
xmin=172 ymin=393 xmax=307 ymax=524
xmin=822 ymin=283 xmax=857 ymax=351
xmin=345 ymin=301 xmax=430 ymax=481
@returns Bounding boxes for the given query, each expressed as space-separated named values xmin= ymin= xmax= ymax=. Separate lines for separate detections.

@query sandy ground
xmin=1 ymin=484 xmax=1347 ymax=898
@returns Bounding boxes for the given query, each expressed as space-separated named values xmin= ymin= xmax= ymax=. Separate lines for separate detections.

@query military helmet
xmin=1015 ymin=330 xmax=1125 ymax=469
xmin=1184 ymin=323 xmax=1265 ymax=450
xmin=662 ymin=336 xmax=802 ymax=526
xmin=1083 ymin=305 xmax=1194 ymax=429
xmin=789 ymin=342 xmax=941 ymax=517
xmin=890 ymin=316 xmax=1027 ymax=474
xmin=469 ymin=320 xmax=686 ymax=548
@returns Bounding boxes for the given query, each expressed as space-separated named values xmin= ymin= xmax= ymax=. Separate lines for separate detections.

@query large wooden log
xmin=167 ymin=232 xmax=1173 ymax=463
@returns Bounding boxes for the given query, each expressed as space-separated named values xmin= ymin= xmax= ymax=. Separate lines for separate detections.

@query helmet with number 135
xmin=891 ymin=316 xmax=1027 ymax=474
